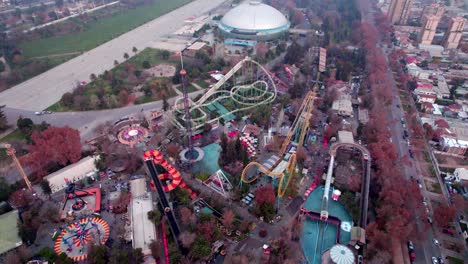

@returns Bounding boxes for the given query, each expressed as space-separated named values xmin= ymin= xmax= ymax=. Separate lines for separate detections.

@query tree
xmin=147 ymin=209 xmax=161 ymax=225
xmin=40 ymin=179 xmax=52 ymax=198
xmin=160 ymin=50 xmax=170 ymax=60
xmin=434 ymin=204 xmax=456 ymax=228
xmin=87 ymin=244 xmax=108 ymax=264
xmin=90 ymin=73 xmax=97 ymax=80
xmin=0 ymin=105 xmax=8 ymax=132
xmin=61 ymin=92 xmax=74 ymax=108
xmin=16 ymin=116 xmax=33 ymax=134
xmin=118 ymin=90 xmax=129 ymax=106
xmin=132 ymin=47 xmax=138 ymax=53
xmin=23 ymin=126 xmax=82 ymax=177
xmin=256 ymin=42 xmax=268 ymax=61
xmin=179 ymin=207 xmax=196 ymax=227
xmin=0 ymin=178 xmax=13 ymax=202
xmin=254 ymin=185 xmax=276 ymax=206
xmin=222 ymin=209 xmax=235 ymax=230
xmin=8 ymin=189 xmax=34 ymax=209
xmin=189 ymin=236 xmax=211 ymax=259
xmin=149 ymin=240 xmax=161 ymax=260
xmin=114 ymin=60 xmax=119 ymax=66
xmin=179 ymin=231 xmax=196 ymax=248
xmin=162 ymin=95 xmax=169 ymax=111
xmin=123 ymin=53 xmax=129 ymax=60
xmin=196 ymin=220 xmax=216 ymax=242
xmin=166 ymin=143 xmax=180 ymax=159
xmin=132 ymin=248 xmax=144 ymax=264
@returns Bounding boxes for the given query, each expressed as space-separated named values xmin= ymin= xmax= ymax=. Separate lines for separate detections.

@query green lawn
xmin=177 ymin=84 xmax=197 ymax=93
xmin=431 ymin=182 xmax=442 ymax=194
xmin=195 ymin=80 xmax=210 ymax=89
xmin=0 ymin=130 xmax=26 ymax=143
xmin=447 ymin=256 xmax=464 ymax=264
xmin=19 ymin=0 xmax=192 ymax=58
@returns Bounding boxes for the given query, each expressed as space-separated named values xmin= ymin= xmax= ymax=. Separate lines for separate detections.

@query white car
xmin=363 ymin=154 xmax=369 ymax=160
xmin=34 ymin=111 xmax=42 ymax=115
xmin=432 ymin=257 xmax=438 ymax=264
xmin=433 ymin=238 xmax=439 ymax=246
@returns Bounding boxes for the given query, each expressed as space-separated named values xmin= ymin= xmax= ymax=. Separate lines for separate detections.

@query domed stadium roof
xmin=220 ymin=1 xmax=289 ymax=32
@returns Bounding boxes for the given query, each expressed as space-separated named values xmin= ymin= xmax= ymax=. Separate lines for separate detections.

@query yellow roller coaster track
xmin=241 ymin=85 xmax=317 ymax=198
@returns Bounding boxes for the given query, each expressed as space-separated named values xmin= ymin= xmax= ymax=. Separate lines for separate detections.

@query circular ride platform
xmin=54 ymin=217 xmax=110 ymax=262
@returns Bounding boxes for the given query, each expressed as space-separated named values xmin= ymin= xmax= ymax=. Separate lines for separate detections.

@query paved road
xmin=357 ymin=0 xmax=443 ymax=263
xmin=3 ymin=90 xmax=205 ymax=142
xmin=0 ymin=0 xmax=226 ymax=111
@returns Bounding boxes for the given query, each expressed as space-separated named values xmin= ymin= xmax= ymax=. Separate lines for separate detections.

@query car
xmin=34 ymin=111 xmax=42 ymax=115
xmin=407 ymin=241 xmax=415 ymax=261
xmin=400 ymin=118 xmax=405 ymax=124
xmin=363 ymin=154 xmax=369 ymax=160
xmin=433 ymin=238 xmax=439 ymax=246
xmin=438 ymin=257 xmax=444 ymax=263
xmin=417 ymin=179 xmax=423 ymax=188
xmin=409 ymin=149 xmax=414 ymax=158
xmin=426 ymin=207 xmax=430 ymax=214
xmin=428 ymin=217 xmax=433 ymax=224
xmin=432 ymin=257 xmax=438 ymax=264
xmin=407 ymin=241 xmax=414 ymax=250
xmin=423 ymin=201 xmax=428 ymax=206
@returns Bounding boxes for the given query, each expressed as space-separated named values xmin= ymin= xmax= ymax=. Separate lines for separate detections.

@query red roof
xmin=417 ymin=82 xmax=433 ymax=89
xmin=406 ymin=56 xmax=419 ymax=64
xmin=434 ymin=119 xmax=450 ymax=129
xmin=418 ymin=94 xmax=437 ymax=100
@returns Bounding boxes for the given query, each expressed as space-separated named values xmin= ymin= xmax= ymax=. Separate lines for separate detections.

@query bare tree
xmin=179 ymin=231 xmax=196 ymax=248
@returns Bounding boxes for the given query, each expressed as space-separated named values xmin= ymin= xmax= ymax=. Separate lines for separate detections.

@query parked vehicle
xmin=432 ymin=257 xmax=438 ymax=264
xmin=442 ymin=228 xmax=456 ymax=235
xmin=407 ymin=241 xmax=416 ymax=261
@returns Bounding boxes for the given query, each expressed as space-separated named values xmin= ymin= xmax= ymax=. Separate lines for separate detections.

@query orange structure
xmin=5 ymin=143 xmax=33 ymax=192
xmin=143 ymin=150 xmax=196 ymax=198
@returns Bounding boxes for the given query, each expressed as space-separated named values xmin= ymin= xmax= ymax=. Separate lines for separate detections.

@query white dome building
xmin=219 ymin=1 xmax=290 ymax=40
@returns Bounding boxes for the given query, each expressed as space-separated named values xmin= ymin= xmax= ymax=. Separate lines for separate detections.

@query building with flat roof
xmin=338 ymin=131 xmax=354 ymax=144
xmin=332 ymin=94 xmax=353 ymax=117
xmin=0 ymin=210 xmax=22 ymax=255
xmin=129 ymin=178 xmax=155 ymax=255
xmin=45 ymin=156 xmax=98 ymax=193
xmin=440 ymin=136 xmax=468 ymax=155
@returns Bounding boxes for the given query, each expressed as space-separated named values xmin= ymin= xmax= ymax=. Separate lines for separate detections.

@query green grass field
xmin=19 ymin=0 xmax=192 ymax=58
xmin=0 ymin=130 xmax=26 ymax=143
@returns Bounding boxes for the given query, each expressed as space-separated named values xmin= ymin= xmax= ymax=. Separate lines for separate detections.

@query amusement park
xmin=0 ymin=1 xmax=399 ymax=264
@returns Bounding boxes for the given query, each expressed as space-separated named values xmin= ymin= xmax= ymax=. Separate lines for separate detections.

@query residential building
xmin=434 ymin=75 xmax=450 ymax=99
xmin=406 ymin=63 xmax=430 ymax=79
xmin=440 ymin=136 xmax=468 ymax=155
xmin=416 ymin=94 xmax=437 ymax=103
xmin=419 ymin=15 xmax=439 ymax=45
xmin=454 ymin=168 xmax=468 ymax=182
xmin=414 ymin=87 xmax=436 ymax=96
xmin=332 ymin=94 xmax=353 ymax=117
xmin=421 ymin=3 xmax=445 ymax=20
xmin=443 ymin=17 xmax=466 ymax=49
xmin=388 ymin=0 xmax=413 ymax=24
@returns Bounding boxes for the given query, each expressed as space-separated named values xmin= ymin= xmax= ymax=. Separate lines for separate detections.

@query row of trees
xmin=353 ymin=13 xmax=433 ymax=263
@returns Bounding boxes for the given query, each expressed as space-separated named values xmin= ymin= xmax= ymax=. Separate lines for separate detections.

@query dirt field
xmin=144 ymin=64 xmax=176 ymax=77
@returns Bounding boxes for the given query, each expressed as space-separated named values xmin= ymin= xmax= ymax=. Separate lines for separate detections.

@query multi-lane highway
xmin=0 ymin=0 xmax=227 ymax=110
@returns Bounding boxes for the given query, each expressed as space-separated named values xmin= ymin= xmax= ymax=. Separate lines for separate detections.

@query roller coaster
xmin=240 ymin=87 xmax=317 ymax=198
xmin=172 ymin=57 xmax=277 ymax=133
